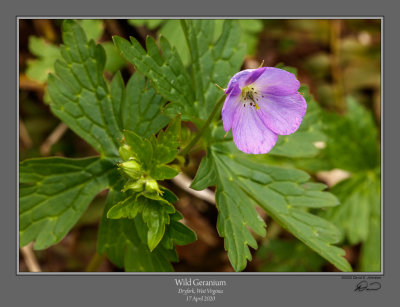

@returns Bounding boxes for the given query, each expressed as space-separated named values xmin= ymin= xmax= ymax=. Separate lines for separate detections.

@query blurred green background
xmin=19 ymin=19 xmax=381 ymax=272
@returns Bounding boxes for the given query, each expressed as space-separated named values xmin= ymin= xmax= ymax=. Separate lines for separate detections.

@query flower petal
xmin=225 ymin=68 xmax=266 ymax=95
xmin=252 ymin=67 xmax=300 ymax=96
xmin=221 ymin=88 xmax=241 ymax=132
xmin=232 ymin=104 xmax=278 ymax=154
xmin=257 ymin=93 xmax=307 ymax=135
xmin=244 ymin=67 xmax=266 ymax=85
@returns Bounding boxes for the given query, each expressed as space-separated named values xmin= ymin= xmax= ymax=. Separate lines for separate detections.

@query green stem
xmin=179 ymin=95 xmax=226 ymax=157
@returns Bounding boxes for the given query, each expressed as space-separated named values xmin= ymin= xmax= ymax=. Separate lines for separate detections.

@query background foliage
xmin=19 ymin=19 xmax=381 ymax=272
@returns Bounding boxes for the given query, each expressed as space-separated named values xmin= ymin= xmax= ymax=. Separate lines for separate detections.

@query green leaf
xmin=181 ymin=20 xmax=246 ymax=119
xmin=192 ymin=125 xmax=351 ymax=272
xmin=106 ymin=195 xmax=140 ymax=219
xmin=360 ymin=197 xmax=381 ymax=272
xmin=315 ymin=97 xmax=381 ymax=272
xmin=256 ymin=239 xmax=325 ymax=272
xmin=124 ymin=130 xmax=153 ymax=169
xmin=121 ymin=72 xmax=169 ymax=138
xmin=106 ymin=185 xmax=186 ymax=252
xmin=324 ymin=175 xmax=370 ymax=244
xmin=237 ymin=20 xmax=263 ymax=55
xmin=158 ymin=20 xmax=191 ymax=65
xmin=26 ymin=20 xmax=104 ymax=84
xmin=79 ymin=19 xmax=104 ymax=42
xmin=107 ymin=193 xmax=175 ymax=251
xmin=98 ymin=189 xmax=176 ymax=271
xmin=152 ymin=115 xmax=181 ymax=165
xmin=113 ymin=34 xmax=196 ymax=120
xmin=19 ymin=157 xmax=115 ymax=249
xmin=150 ymin=164 xmax=179 ymax=180
xmin=128 ymin=19 xmax=164 ymax=30
xmin=47 ymin=20 xmax=122 ymax=157
xmin=269 ymin=85 xmax=327 ymax=158
xmin=26 ymin=36 xmax=60 ymax=83
xmin=121 ymin=116 xmax=181 ymax=181
xmin=320 ymin=97 xmax=380 ymax=172
xmin=191 ymin=148 xmax=217 ymax=190
xmin=140 ymin=19 xmax=262 ymax=68
xmin=161 ymin=217 xmax=197 ymax=249
xmin=323 ymin=170 xmax=381 ymax=271
xmin=142 ymin=201 xmax=171 ymax=251
xmin=116 ymin=20 xmax=246 ymax=121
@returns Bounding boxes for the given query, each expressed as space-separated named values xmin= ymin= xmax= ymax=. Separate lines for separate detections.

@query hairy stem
xmin=179 ymin=95 xmax=225 ymax=157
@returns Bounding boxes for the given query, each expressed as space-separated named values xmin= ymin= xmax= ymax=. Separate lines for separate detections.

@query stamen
xmin=215 ymin=83 xmax=226 ymax=92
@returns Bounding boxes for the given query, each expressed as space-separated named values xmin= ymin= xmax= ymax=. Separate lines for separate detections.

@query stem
xmin=179 ymin=95 xmax=226 ymax=157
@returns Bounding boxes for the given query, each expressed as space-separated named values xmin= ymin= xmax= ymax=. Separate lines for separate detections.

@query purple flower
xmin=221 ymin=67 xmax=307 ymax=154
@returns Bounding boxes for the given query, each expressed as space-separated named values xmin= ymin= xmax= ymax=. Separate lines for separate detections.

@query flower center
xmin=241 ymin=86 xmax=262 ymax=110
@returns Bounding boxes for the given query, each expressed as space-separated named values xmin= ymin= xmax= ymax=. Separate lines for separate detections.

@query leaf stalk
xmin=179 ymin=95 xmax=225 ymax=157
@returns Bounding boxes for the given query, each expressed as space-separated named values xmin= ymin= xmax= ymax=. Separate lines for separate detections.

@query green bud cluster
xmin=119 ymin=159 xmax=142 ymax=180
xmin=122 ymin=177 xmax=163 ymax=195
xmin=118 ymin=143 xmax=162 ymax=196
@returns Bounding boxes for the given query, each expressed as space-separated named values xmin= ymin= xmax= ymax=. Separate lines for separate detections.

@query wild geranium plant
xmin=19 ymin=20 xmax=353 ymax=272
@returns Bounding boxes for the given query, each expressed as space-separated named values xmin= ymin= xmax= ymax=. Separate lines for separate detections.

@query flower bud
xmin=120 ymin=159 xmax=142 ymax=179
xmin=145 ymin=179 xmax=162 ymax=195
xmin=123 ymin=179 xmax=144 ymax=192
xmin=118 ymin=144 xmax=134 ymax=161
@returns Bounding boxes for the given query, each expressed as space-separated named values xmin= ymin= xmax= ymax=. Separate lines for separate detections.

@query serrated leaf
xmin=324 ymin=170 xmax=381 ymax=271
xmin=317 ymin=97 xmax=381 ymax=271
xmin=47 ymin=20 xmax=122 ymax=157
xmin=161 ymin=218 xmax=197 ymax=249
xmin=98 ymin=189 xmax=176 ymax=271
xmin=19 ymin=157 xmax=115 ymax=249
xmin=107 ymin=193 xmax=174 ymax=251
xmin=141 ymin=19 xmax=262 ymax=68
xmin=122 ymin=117 xmax=181 ymax=181
xmin=113 ymin=34 xmax=196 ymax=120
xmin=122 ymin=72 xmax=169 ymax=138
xmin=181 ymin=20 xmax=246 ymax=119
xmin=158 ymin=20 xmax=191 ymax=65
xmin=152 ymin=115 xmax=181 ymax=164
xmin=192 ymin=125 xmax=351 ymax=272
xmin=150 ymin=164 xmax=179 ymax=180
xmin=124 ymin=130 xmax=153 ymax=169
xmin=191 ymin=148 xmax=217 ymax=190
xmin=320 ymin=97 xmax=380 ymax=172
xmin=26 ymin=20 xmax=106 ymax=84
xmin=107 ymin=195 xmax=141 ymax=219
